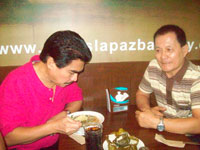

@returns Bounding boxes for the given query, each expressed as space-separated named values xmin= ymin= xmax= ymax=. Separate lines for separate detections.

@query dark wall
xmin=1 ymin=60 xmax=200 ymax=109
xmin=78 ymin=62 xmax=149 ymax=109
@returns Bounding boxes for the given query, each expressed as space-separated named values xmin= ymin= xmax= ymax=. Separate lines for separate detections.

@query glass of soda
xmin=84 ymin=122 xmax=103 ymax=150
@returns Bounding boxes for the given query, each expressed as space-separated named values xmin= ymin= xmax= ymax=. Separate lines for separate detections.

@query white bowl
xmin=69 ymin=111 xmax=104 ymax=136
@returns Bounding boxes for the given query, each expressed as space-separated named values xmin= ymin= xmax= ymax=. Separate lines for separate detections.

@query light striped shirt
xmin=139 ymin=59 xmax=200 ymax=118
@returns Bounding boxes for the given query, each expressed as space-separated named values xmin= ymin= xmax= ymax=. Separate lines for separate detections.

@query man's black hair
xmin=40 ymin=30 xmax=92 ymax=68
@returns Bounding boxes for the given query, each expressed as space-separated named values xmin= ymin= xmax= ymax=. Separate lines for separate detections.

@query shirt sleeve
xmin=191 ymin=78 xmax=200 ymax=109
xmin=0 ymin=76 xmax=28 ymax=136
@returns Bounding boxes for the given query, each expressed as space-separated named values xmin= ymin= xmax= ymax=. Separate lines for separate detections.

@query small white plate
xmin=103 ymin=133 xmax=145 ymax=150
xmin=69 ymin=111 xmax=104 ymax=136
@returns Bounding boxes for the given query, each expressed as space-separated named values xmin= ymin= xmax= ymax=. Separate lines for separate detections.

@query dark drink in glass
xmin=84 ymin=123 xmax=103 ymax=150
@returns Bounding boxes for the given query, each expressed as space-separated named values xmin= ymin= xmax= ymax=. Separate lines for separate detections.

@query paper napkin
xmin=155 ymin=134 xmax=185 ymax=148
xmin=69 ymin=133 xmax=85 ymax=145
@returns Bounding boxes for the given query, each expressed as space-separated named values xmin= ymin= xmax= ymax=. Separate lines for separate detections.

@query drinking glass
xmin=84 ymin=122 xmax=103 ymax=150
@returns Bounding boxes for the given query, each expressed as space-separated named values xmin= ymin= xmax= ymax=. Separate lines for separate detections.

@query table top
xmin=58 ymin=105 xmax=200 ymax=150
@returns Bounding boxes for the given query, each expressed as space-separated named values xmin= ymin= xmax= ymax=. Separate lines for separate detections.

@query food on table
xmin=106 ymin=128 xmax=139 ymax=150
xmin=73 ymin=114 xmax=100 ymax=125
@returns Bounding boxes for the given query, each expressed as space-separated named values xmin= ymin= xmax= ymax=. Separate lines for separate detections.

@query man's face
xmin=155 ymin=32 xmax=188 ymax=78
xmin=48 ymin=59 xmax=85 ymax=87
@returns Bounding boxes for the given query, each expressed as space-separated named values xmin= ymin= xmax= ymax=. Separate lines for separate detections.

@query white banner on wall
xmin=0 ymin=0 xmax=200 ymax=66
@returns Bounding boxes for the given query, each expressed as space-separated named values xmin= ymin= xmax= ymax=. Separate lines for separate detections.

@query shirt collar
xmin=162 ymin=59 xmax=189 ymax=82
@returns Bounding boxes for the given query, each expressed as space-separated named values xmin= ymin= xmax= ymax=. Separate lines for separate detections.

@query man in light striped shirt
xmin=135 ymin=24 xmax=200 ymax=134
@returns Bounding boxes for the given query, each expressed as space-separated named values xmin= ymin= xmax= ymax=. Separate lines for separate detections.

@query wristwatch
xmin=157 ymin=117 xmax=165 ymax=132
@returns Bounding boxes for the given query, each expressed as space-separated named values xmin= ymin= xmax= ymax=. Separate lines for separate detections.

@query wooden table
xmin=58 ymin=105 xmax=200 ymax=150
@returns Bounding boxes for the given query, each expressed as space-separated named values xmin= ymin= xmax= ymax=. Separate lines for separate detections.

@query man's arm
xmin=136 ymin=106 xmax=200 ymax=134
xmin=65 ymin=100 xmax=83 ymax=113
xmin=47 ymin=100 xmax=83 ymax=124
xmin=5 ymin=113 xmax=81 ymax=146
xmin=136 ymin=89 xmax=151 ymax=111
xmin=163 ymin=109 xmax=200 ymax=134
xmin=5 ymin=122 xmax=54 ymax=146
xmin=136 ymin=89 xmax=166 ymax=116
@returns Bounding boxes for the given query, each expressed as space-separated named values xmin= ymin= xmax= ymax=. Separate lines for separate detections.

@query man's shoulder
xmin=11 ymin=62 xmax=30 ymax=74
xmin=188 ymin=61 xmax=200 ymax=69
xmin=187 ymin=61 xmax=200 ymax=76
xmin=2 ymin=62 xmax=31 ymax=84
xmin=147 ymin=59 xmax=162 ymax=73
xmin=148 ymin=59 xmax=160 ymax=67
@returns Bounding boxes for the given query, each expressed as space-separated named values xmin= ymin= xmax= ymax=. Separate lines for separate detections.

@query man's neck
xmin=33 ymin=61 xmax=56 ymax=89
xmin=166 ymin=59 xmax=188 ymax=80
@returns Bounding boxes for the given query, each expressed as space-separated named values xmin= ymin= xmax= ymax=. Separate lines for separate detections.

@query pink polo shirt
xmin=0 ymin=55 xmax=83 ymax=150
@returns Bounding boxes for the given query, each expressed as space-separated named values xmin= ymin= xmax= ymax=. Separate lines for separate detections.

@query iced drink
xmin=84 ymin=123 xmax=103 ymax=150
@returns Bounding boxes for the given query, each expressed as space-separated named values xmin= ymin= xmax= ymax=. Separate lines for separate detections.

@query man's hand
xmin=5 ymin=111 xmax=82 ymax=146
xmin=135 ymin=109 xmax=160 ymax=129
xmin=47 ymin=111 xmax=82 ymax=135
xmin=150 ymin=106 xmax=166 ymax=117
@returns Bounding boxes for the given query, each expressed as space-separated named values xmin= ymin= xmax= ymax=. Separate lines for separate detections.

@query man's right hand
xmin=47 ymin=111 xmax=82 ymax=135
xmin=150 ymin=106 xmax=166 ymax=117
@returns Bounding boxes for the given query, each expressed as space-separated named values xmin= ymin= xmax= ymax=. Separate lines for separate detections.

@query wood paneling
xmin=1 ymin=60 xmax=200 ymax=109
xmin=77 ymin=62 xmax=149 ymax=109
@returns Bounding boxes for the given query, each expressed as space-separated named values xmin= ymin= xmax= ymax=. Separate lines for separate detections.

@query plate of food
xmin=103 ymin=128 xmax=145 ymax=150
xmin=69 ymin=111 xmax=104 ymax=136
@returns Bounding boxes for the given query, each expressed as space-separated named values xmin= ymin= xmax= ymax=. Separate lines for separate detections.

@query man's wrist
xmin=64 ymin=109 xmax=71 ymax=115
xmin=141 ymin=107 xmax=151 ymax=112
xmin=154 ymin=117 xmax=160 ymax=129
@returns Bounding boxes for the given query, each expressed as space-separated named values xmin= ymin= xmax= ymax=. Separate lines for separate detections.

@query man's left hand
xmin=135 ymin=109 xmax=160 ymax=129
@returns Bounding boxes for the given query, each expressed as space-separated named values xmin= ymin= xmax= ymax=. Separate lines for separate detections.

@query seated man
xmin=0 ymin=30 xmax=92 ymax=149
xmin=135 ymin=24 xmax=200 ymax=134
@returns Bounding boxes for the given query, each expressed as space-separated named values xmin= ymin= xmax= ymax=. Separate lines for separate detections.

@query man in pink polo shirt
xmin=0 ymin=30 xmax=92 ymax=150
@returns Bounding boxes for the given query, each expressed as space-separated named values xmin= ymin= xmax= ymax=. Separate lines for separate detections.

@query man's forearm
xmin=5 ymin=122 xmax=54 ymax=146
xmin=164 ymin=117 xmax=200 ymax=134
xmin=136 ymin=91 xmax=151 ymax=111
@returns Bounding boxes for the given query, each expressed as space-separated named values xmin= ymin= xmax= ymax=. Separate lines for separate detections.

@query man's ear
xmin=182 ymin=44 xmax=189 ymax=57
xmin=46 ymin=57 xmax=56 ymax=70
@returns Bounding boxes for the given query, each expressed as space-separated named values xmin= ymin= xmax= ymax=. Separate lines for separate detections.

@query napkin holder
xmin=106 ymin=87 xmax=130 ymax=113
